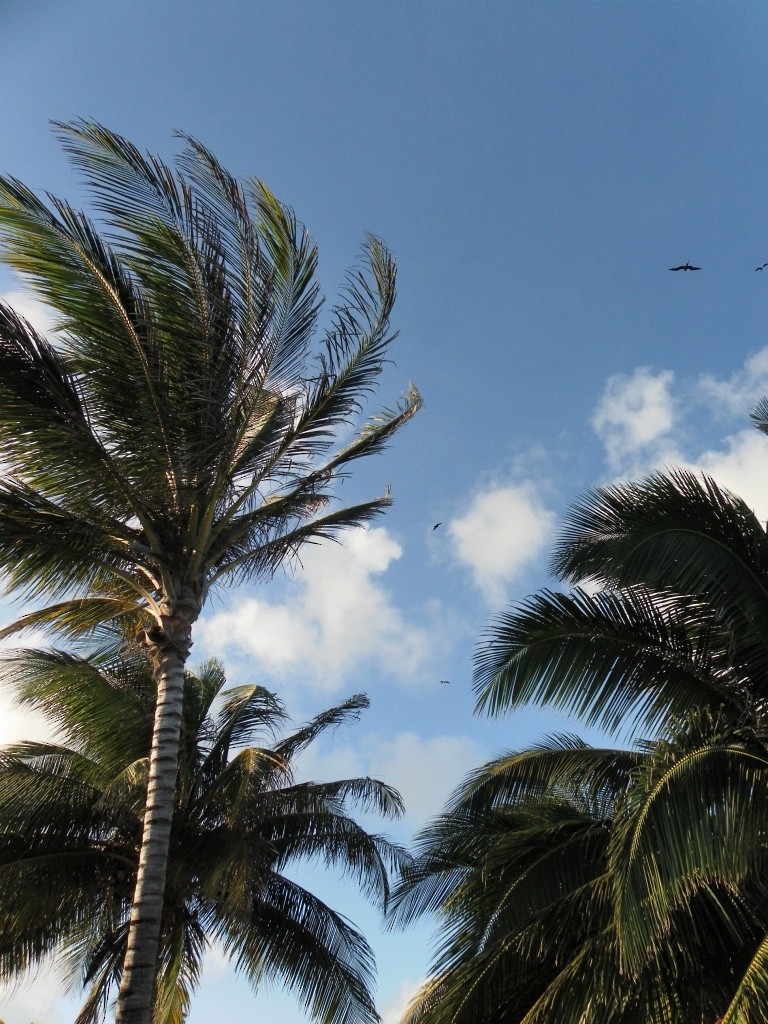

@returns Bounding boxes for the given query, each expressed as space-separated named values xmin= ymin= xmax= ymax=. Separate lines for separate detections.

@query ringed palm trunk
xmin=115 ymin=601 xmax=198 ymax=1024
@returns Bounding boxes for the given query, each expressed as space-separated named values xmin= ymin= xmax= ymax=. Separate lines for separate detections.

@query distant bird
xmin=439 ymin=679 xmax=451 ymax=685
xmin=756 ymin=263 xmax=768 ymax=272
xmin=433 ymin=522 xmax=442 ymax=530
xmin=669 ymin=262 xmax=701 ymax=271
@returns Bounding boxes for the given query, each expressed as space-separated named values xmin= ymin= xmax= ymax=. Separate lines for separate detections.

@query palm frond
xmin=473 ymin=585 xmax=732 ymax=735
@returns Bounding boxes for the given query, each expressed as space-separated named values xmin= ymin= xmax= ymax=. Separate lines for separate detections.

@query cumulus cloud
xmin=198 ymin=527 xmax=438 ymax=692
xmin=588 ymin=350 xmax=768 ymax=521
xmin=592 ymin=367 xmax=677 ymax=472
xmin=447 ymin=483 xmax=557 ymax=607
xmin=687 ymin=429 xmax=768 ymax=522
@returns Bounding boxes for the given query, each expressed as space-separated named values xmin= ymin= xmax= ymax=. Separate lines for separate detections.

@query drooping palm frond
xmin=388 ymin=738 xmax=629 ymax=1024
xmin=391 ymin=730 xmax=755 ymax=1024
xmin=552 ymin=470 xmax=768 ymax=683
xmin=607 ymin=706 xmax=768 ymax=974
xmin=473 ymin=584 xmax=737 ymax=736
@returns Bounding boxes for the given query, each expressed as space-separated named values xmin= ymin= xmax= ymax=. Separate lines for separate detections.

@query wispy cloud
xmin=296 ymin=727 xmax=490 ymax=830
xmin=1 ymin=288 xmax=57 ymax=337
xmin=698 ymin=346 xmax=768 ymax=419
xmin=0 ymin=963 xmax=79 ymax=1024
xmin=381 ymin=978 xmax=424 ymax=1024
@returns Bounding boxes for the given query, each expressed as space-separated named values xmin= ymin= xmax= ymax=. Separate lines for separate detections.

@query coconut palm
xmin=0 ymin=120 xmax=420 ymax=1022
xmin=387 ymin=737 xmax=633 ymax=1024
xmin=472 ymin=461 xmax=768 ymax=1022
xmin=389 ymin=731 xmax=767 ymax=1024
xmin=0 ymin=645 xmax=407 ymax=1024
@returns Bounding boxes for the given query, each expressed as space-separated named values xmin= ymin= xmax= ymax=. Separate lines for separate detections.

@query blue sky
xmin=3 ymin=1 xmax=768 ymax=1021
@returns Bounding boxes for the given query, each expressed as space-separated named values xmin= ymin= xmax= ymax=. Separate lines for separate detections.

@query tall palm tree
xmin=0 ymin=645 xmax=407 ymax=1024
xmin=0 ymin=121 xmax=420 ymax=1023
xmin=472 ymin=460 xmax=768 ymax=1021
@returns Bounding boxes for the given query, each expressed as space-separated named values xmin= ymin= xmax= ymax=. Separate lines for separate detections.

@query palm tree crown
xmin=0 ymin=646 xmax=407 ymax=1024
xmin=0 ymin=120 xmax=420 ymax=1023
xmin=470 ymin=460 xmax=768 ymax=1022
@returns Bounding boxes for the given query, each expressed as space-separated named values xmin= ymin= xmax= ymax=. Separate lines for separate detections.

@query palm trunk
xmin=114 ymin=640 xmax=189 ymax=1024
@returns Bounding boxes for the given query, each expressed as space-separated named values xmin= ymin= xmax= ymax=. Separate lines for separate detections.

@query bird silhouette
xmin=433 ymin=522 xmax=442 ymax=530
xmin=756 ymin=264 xmax=768 ymax=272
xmin=669 ymin=262 xmax=701 ymax=271
xmin=439 ymin=679 xmax=450 ymax=685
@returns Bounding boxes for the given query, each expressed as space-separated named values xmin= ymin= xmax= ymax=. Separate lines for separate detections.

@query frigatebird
xmin=756 ymin=264 xmax=768 ymax=272
xmin=669 ymin=262 xmax=701 ymax=271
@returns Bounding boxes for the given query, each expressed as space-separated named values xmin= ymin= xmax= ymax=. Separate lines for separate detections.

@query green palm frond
xmin=473 ymin=584 xmax=733 ymax=735
xmin=552 ymin=471 xmax=768 ymax=682
xmin=750 ymin=396 xmax=768 ymax=438
xmin=719 ymin=929 xmax=768 ymax=1024
xmin=610 ymin=732 xmax=768 ymax=970
xmin=224 ymin=873 xmax=379 ymax=1024
xmin=273 ymin=693 xmax=371 ymax=762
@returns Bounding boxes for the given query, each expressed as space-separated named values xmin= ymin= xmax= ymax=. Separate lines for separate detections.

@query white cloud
xmin=0 ymin=629 xmax=63 ymax=748
xmin=381 ymin=978 xmax=424 ymax=1024
xmin=687 ymin=429 xmax=768 ymax=522
xmin=447 ymin=483 xmax=557 ymax=607
xmin=587 ymin=351 xmax=768 ymax=523
xmin=198 ymin=528 xmax=438 ymax=692
xmin=1 ymin=288 xmax=57 ymax=337
xmin=0 ymin=964 xmax=80 ymax=1024
xmin=698 ymin=346 xmax=768 ymax=418
xmin=592 ymin=367 xmax=677 ymax=472
xmin=0 ymin=693 xmax=57 ymax=748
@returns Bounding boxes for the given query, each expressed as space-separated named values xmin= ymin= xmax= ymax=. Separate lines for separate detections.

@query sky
xmin=2 ymin=1 xmax=768 ymax=1021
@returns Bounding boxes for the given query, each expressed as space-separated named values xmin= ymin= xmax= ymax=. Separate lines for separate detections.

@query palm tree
xmin=0 ymin=644 xmax=407 ymax=1024
xmin=0 ymin=121 xmax=420 ymax=1023
xmin=472 ymin=461 xmax=768 ymax=1022
xmin=388 ymin=732 xmax=762 ymax=1024
xmin=388 ymin=737 xmax=633 ymax=1024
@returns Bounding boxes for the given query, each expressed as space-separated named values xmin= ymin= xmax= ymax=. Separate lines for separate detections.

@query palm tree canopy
xmin=474 ymin=468 xmax=768 ymax=734
xmin=470 ymin=455 xmax=768 ymax=1023
xmin=0 ymin=122 xmax=420 ymax=1023
xmin=0 ymin=120 xmax=421 ymax=637
xmin=0 ymin=646 xmax=408 ymax=1024
xmin=388 ymin=734 xmax=754 ymax=1024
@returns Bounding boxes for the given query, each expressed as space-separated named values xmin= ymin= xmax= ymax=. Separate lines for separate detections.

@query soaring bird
xmin=669 ymin=262 xmax=701 ymax=271
xmin=756 ymin=263 xmax=768 ymax=272
xmin=433 ymin=522 xmax=442 ymax=530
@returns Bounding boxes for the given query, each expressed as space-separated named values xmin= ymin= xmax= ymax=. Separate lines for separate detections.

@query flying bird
xmin=756 ymin=264 xmax=768 ymax=272
xmin=669 ymin=262 xmax=701 ymax=271
xmin=439 ymin=679 xmax=451 ymax=685
xmin=433 ymin=522 xmax=442 ymax=530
